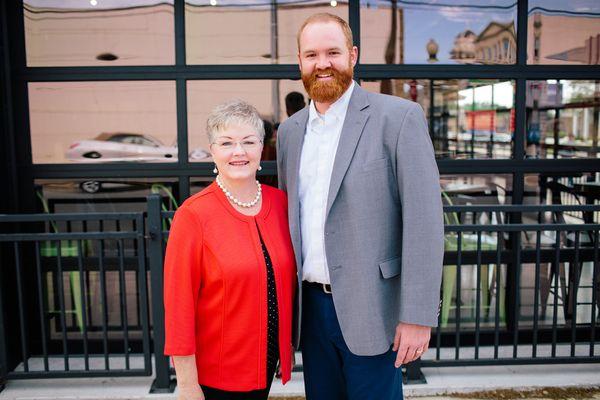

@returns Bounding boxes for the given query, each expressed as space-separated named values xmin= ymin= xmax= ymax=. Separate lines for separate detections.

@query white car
xmin=66 ymin=133 xmax=210 ymax=162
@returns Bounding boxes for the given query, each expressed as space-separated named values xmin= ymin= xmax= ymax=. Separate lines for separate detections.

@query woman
xmin=163 ymin=100 xmax=296 ymax=400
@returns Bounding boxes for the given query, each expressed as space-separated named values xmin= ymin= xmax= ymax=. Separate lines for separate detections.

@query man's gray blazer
xmin=276 ymin=84 xmax=444 ymax=356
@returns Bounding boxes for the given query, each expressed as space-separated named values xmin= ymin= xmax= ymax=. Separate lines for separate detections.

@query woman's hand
xmin=177 ymin=384 xmax=204 ymax=400
xmin=173 ymin=355 xmax=203 ymax=400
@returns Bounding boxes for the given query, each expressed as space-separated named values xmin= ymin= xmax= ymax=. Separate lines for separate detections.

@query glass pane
xmin=526 ymin=80 xmax=600 ymax=159
xmin=440 ymin=174 xmax=512 ymax=330
xmin=520 ymin=173 xmax=600 ymax=329
xmin=187 ymin=79 xmax=308 ymax=162
xmin=28 ymin=81 xmax=177 ymax=164
xmin=24 ymin=1 xmax=175 ymax=67
xmin=35 ymin=178 xmax=179 ymax=211
xmin=528 ymin=0 xmax=600 ymax=65
xmin=360 ymin=0 xmax=517 ymax=64
xmin=185 ymin=1 xmax=348 ymax=64
xmin=362 ymin=79 xmax=515 ymax=159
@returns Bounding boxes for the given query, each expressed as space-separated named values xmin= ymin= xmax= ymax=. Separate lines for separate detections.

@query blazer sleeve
xmin=163 ymin=206 xmax=203 ymax=355
xmin=395 ymin=102 xmax=444 ymax=327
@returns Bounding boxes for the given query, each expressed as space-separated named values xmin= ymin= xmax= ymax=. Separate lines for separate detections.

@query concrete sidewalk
xmin=0 ymin=363 xmax=598 ymax=400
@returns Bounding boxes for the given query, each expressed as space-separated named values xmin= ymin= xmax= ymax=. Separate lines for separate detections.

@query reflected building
xmin=450 ymin=30 xmax=477 ymax=64
xmin=528 ymin=11 xmax=600 ymax=65
xmin=451 ymin=22 xmax=516 ymax=65
xmin=475 ymin=22 xmax=516 ymax=64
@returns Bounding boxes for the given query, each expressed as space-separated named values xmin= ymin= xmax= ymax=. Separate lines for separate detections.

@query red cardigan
xmin=163 ymin=182 xmax=296 ymax=391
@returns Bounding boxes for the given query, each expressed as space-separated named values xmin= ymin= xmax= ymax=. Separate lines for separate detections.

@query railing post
xmin=0 ymin=246 xmax=7 ymax=392
xmin=404 ymin=359 xmax=426 ymax=384
xmin=147 ymin=194 xmax=175 ymax=393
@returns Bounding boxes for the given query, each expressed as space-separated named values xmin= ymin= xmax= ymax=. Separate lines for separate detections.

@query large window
xmin=23 ymin=1 xmax=175 ymax=66
xmin=527 ymin=0 xmax=600 ymax=65
xmin=185 ymin=0 xmax=348 ymax=64
xmin=360 ymin=0 xmax=518 ymax=64
xmin=28 ymin=81 xmax=178 ymax=164
xmin=13 ymin=0 xmax=598 ymax=202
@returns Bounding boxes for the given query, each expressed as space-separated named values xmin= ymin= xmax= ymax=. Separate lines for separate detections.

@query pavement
xmin=0 ymin=361 xmax=599 ymax=400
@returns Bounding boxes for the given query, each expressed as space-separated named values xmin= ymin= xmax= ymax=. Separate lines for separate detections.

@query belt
xmin=303 ymin=281 xmax=332 ymax=294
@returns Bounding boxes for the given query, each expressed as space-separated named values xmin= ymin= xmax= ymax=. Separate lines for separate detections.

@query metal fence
xmin=0 ymin=212 xmax=151 ymax=379
xmin=0 ymin=197 xmax=598 ymax=391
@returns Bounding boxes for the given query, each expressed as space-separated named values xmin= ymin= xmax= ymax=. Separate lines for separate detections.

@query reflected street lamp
xmin=426 ymin=39 xmax=438 ymax=63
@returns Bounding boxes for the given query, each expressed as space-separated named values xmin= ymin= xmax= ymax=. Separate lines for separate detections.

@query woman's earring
xmin=213 ymin=165 xmax=218 ymax=174
xmin=257 ymin=165 xmax=262 ymax=171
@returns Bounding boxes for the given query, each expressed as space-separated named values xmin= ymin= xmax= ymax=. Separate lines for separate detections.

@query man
xmin=276 ymin=13 xmax=444 ymax=400
xmin=285 ymin=91 xmax=306 ymax=117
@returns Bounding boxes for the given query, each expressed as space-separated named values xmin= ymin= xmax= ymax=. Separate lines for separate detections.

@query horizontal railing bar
xmin=7 ymin=370 xmax=151 ymax=379
xmin=444 ymin=205 xmax=600 ymax=212
xmin=421 ymin=357 xmax=600 ymax=367
xmin=41 ymin=257 xmax=143 ymax=271
xmin=445 ymin=224 xmax=600 ymax=232
xmin=443 ymin=248 xmax=598 ymax=265
xmin=0 ymin=232 xmax=139 ymax=241
xmin=0 ymin=213 xmax=143 ymax=222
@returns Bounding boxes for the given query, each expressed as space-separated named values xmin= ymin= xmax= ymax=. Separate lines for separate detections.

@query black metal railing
xmin=0 ymin=198 xmax=598 ymax=391
xmin=0 ymin=212 xmax=151 ymax=379
xmin=426 ymin=204 xmax=599 ymax=368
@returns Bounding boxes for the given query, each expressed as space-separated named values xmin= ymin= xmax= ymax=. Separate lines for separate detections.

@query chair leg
xmin=441 ymin=265 xmax=457 ymax=328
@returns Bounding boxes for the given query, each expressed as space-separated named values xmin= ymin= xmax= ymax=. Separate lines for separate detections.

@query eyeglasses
xmin=211 ymin=138 xmax=262 ymax=151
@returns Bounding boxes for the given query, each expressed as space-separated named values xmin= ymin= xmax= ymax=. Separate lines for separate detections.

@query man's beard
xmin=301 ymin=64 xmax=353 ymax=104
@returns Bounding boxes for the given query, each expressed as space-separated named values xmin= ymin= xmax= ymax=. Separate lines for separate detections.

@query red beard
xmin=301 ymin=65 xmax=353 ymax=104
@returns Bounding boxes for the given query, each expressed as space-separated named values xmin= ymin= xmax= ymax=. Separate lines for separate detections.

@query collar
xmin=308 ymin=80 xmax=355 ymax=126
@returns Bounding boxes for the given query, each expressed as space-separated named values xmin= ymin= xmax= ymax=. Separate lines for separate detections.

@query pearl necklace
xmin=216 ymin=176 xmax=262 ymax=208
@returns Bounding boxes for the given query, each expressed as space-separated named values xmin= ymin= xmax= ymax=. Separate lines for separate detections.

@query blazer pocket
xmin=362 ymin=157 xmax=390 ymax=172
xmin=379 ymin=256 xmax=401 ymax=279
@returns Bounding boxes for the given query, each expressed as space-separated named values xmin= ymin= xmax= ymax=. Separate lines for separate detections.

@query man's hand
xmin=392 ymin=322 xmax=431 ymax=368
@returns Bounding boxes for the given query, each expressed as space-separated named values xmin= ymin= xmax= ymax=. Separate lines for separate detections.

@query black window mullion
xmin=178 ymin=176 xmax=190 ymax=203
xmin=175 ymin=0 xmax=186 ymax=67
xmin=516 ymin=0 xmax=529 ymax=67
xmin=176 ymin=79 xmax=189 ymax=169
xmin=349 ymin=0 xmax=360 ymax=51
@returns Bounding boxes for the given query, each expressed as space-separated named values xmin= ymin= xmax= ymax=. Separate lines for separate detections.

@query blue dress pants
xmin=300 ymin=283 xmax=403 ymax=400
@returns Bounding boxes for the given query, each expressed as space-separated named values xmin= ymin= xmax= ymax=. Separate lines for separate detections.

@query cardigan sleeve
xmin=163 ymin=206 xmax=203 ymax=356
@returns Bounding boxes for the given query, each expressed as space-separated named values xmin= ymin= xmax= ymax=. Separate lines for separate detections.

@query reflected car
xmin=66 ymin=133 xmax=210 ymax=162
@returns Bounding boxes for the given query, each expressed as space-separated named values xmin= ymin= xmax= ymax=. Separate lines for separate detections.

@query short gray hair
xmin=206 ymin=99 xmax=265 ymax=144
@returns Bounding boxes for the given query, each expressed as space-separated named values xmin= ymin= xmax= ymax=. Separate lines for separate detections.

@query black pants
xmin=200 ymin=373 xmax=275 ymax=400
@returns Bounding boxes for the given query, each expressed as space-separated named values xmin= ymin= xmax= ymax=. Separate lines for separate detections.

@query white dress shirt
xmin=298 ymin=81 xmax=355 ymax=284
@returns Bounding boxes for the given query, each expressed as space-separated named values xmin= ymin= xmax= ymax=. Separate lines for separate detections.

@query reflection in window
xmin=185 ymin=0 xmax=348 ymax=65
xmin=187 ymin=80 xmax=308 ymax=162
xmin=528 ymin=0 xmax=600 ymax=65
xmin=23 ymin=1 xmax=175 ymax=66
xmin=526 ymin=80 xmax=600 ymax=159
xmin=362 ymin=79 xmax=515 ymax=159
xmin=360 ymin=0 xmax=517 ymax=64
xmin=35 ymin=178 xmax=179 ymax=209
xmin=28 ymin=81 xmax=178 ymax=164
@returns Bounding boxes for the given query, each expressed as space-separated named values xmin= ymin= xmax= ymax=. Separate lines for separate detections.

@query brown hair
xmin=296 ymin=13 xmax=353 ymax=52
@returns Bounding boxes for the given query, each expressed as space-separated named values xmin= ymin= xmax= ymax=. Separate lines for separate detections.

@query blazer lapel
xmin=326 ymin=85 xmax=370 ymax=216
